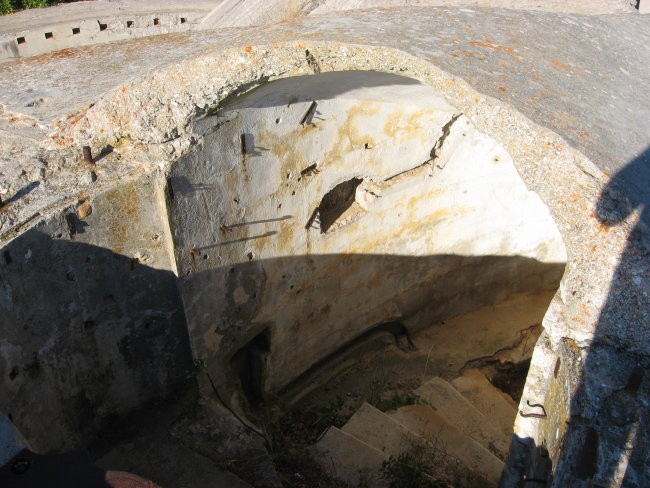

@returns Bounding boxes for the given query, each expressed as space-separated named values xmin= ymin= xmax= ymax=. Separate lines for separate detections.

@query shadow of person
xmin=552 ymin=147 xmax=650 ymax=487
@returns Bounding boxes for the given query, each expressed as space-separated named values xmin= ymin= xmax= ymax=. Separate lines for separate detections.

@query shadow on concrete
xmin=179 ymin=252 xmax=565 ymax=407
xmin=219 ymin=70 xmax=422 ymax=111
xmin=92 ymin=145 xmax=114 ymax=164
xmin=0 ymin=227 xmax=193 ymax=454
xmin=1 ymin=181 xmax=39 ymax=207
xmin=1 ymin=227 xmax=565 ymax=485
xmin=502 ymin=148 xmax=650 ymax=487
xmin=0 ymin=448 xmax=110 ymax=488
xmin=502 ymin=149 xmax=650 ymax=488
xmin=553 ymin=147 xmax=650 ymax=486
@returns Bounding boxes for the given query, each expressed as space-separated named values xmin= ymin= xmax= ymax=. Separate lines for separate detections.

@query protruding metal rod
xmin=300 ymin=163 xmax=319 ymax=177
xmin=300 ymin=101 xmax=318 ymax=126
xmin=82 ymin=146 xmax=93 ymax=164
xmin=241 ymin=134 xmax=248 ymax=155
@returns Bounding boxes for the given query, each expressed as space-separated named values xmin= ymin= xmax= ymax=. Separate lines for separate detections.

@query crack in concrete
xmin=431 ymin=112 xmax=462 ymax=169
xmin=382 ymin=112 xmax=462 ymax=184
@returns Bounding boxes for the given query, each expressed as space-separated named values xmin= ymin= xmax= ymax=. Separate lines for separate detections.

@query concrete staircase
xmin=311 ymin=369 xmax=516 ymax=487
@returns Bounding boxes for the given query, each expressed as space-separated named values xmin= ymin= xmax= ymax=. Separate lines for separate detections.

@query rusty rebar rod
xmin=82 ymin=146 xmax=93 ymax=164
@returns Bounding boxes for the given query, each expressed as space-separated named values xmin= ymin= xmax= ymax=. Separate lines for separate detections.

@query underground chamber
xmin=163 ymin=71 xmax=567 ymax=486
xmin=0 ymin=70 xmax=567 ymax=487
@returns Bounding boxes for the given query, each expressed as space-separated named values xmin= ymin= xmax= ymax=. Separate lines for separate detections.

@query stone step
xmin=390 ymin=404 xmax=504 ymax=486
xmin=341 ymin=401 xmax=416 ymax=456
xmin=451 ymin=369 xmax=517 ymax=448
xmin=310 ymin=426 xmax=389 ymax=488
xmin=416 ymin=377 xmax=510 ymax=456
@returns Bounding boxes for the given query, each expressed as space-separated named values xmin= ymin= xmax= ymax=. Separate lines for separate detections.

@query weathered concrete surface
xmin=0 ymin=7 xmax=648 ymax=232
xmin=0 ymin=5 xmax=647 ymax=487
xmin=168 ymin=71 xmax=564 ymax=397
xmin=310 ymin=0 xmax=635 ymax=15
xmin=197 ymin=0 xmax=636 ymax=30
xmin=311 ymin=425 xmax=388 ymax=487
xmin=390 ymin=403 xmax=503 ymax=485
xmin=451 ymin=369 xmax=518 ymax=444
xmin=417 ymin=377 xmax=510 ymax=455
xmin=0 ymin=0 xmax=218 ymax=34
xmin=95 ymin=402 xmax=257 ymax=488
xmin=198 ymin=0 xmax=318 ymax=29
xmin=0 ymin=0 xmax=218 ymax=62
xmin=0 ymin=172 xmax=192 ymax=452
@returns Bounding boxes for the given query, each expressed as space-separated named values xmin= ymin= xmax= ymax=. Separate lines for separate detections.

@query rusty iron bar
xmin=82 ymin=146 xmax=93 ymax=164
xmin=241 ymin=134 xmax=248 ymax=155
xmin=300 ymin=100 xmax=318 ymax=126
xmin=300 ymin=163 xmax=319 ymax=176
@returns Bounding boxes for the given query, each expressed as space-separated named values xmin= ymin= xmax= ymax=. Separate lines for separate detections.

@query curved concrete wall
xmin=166 ymin=71 xmax=566 ymax=399
xmin=2 ymin=41 xmax=606 ymax=459
xmin=0 ymin=11 xmax=203 ymax=62
xmin=0 ymin=67 xmax=566 ymax=452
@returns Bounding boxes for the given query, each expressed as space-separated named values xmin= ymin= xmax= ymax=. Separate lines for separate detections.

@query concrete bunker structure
xmin=167 ymin=71 xmax=566 ymax=405
xmin=1 ymin=19 xmax=647 ymax=485
xmin=0 ymin=59 xmax=569 ymax=485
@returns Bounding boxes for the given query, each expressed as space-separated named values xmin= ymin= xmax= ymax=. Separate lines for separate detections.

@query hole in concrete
xmin=98 ymin=21 xmax=108 ymax=31
xmin=231 ymin=328 xmax=271 ymax=405
xmin=180 ymin=17 xmax=186 ymax=24
xmin=126 ymin=20 xmax=134 ymax=28
xmin=16 ymin=37 xmax=25 ymax=45
xmin=317 ymin=177 xmax=364 ymax=233
xmin=44 ymin=32 xmax=53 ymax=40
xmin=166 ymin=177 xmax=174 ymax=201
xmin=483 ymin=358 xmax=532 ymax=403
xmin=72 ymin=27 xmax=80 ymax=35
xmin=153 ymin=18 xmax=160 ymax=26
xmin=9 ymin=366 xmax=19 ymax=381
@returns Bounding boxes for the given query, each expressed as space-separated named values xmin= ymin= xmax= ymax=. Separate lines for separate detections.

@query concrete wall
xmin=166 ymin=72 xmax=566 ymax=399
xmin=0 ymin=173 xmax=191 ymax=452
xmin=0 ymin=11 xmax=203 ymax=62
